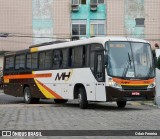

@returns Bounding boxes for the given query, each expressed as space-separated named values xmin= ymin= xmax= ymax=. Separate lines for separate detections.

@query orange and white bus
xmin=3 ymin=37 xmax=155 ymax=109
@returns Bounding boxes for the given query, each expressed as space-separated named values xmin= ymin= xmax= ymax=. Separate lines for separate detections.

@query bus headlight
xmin=108 ymin=79 xmax=122 ymax=89
xmin=147 ymin=82 xmax=156 ymax=89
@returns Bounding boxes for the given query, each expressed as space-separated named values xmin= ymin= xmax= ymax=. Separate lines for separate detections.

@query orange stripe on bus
xmin=35 ymin=79 xmax=63 ymax=99
xmin=4 ymin=73 xmax=52 ymax=79
xmin=112 ymin=78 xmax=154 ymax=85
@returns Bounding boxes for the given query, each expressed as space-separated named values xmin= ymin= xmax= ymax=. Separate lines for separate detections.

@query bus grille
xmin=122 ymin=85 xmax=148 ymax=90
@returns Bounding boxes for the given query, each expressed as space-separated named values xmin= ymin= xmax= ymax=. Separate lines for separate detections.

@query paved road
xmin=0 ymin=90 xmax=160 ymax=138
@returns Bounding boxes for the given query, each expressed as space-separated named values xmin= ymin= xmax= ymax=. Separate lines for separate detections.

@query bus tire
xmin=78 ymin=87 xmax=88 ymax=109
xmin=24 ymin=87 xmax=33 ymax=104
xmin=54 ymin=99 xmax=68 ymax=104
xmin=117 ymin=101 xmax=126 ymax=108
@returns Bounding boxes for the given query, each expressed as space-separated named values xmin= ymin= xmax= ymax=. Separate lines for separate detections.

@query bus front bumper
xmin=106 ymin=87 xmax=155 ymax=101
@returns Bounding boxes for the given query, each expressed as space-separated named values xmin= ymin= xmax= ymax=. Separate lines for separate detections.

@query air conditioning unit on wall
xmin=90 ymin=3 xmax=97 ymax=11
xmin=71 ymin=4 xmax=79 ymax=12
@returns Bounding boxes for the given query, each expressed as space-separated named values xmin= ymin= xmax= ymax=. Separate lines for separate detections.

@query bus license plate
xmin=132 ymin=92 xmax=140 ymax=95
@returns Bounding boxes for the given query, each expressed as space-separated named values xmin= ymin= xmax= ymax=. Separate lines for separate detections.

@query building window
xmin=91 ymin=0 xmax=104 ymax=4
xmin=72 ymin=0 xmax=86 ymax=4
xmin=72 ymin=24 xmax=86 ymax=36
xmin=135 ymin=18 xmax=145 ymax=26
xmin=90 ymin=24 xmax=105 ymax=36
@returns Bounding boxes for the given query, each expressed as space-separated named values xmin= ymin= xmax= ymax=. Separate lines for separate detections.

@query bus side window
xmin=5 ymin=56 xmax=14 ymax=70
xmin=15 ymin=55 xmax=25 ymax=70
xmin=31 ymin=53 xmax=38 ymax=69
xmin=39 ymin=52 xmax=45 ymax=69
xmin=5 ymin=57 xmax=14 ymax=70
xmin=61 ymin=49 xmax=68 ymax=68
xmin=68 ymin=48 xmax=74 ymax=67
xmin=90 ymin=52 xmax=95 ymax=72
xmin=53 ymin=50 xmax=62 ymax=69
xmin=45 ymin=51 xmax=52 ymax=69
xmin=26 ymin=54 xmax=31 ymax=69
xmin=74 ymin=46 xmax=83 ymax=67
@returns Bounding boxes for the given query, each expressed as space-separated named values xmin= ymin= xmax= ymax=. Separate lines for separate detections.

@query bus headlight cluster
xmin=108 ymin=78 xmax=122 ymax=89
xmin=147 ymin=82 xmax=156 ymax=89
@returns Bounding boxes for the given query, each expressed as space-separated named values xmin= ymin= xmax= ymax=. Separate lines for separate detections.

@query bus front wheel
xmin=24 ymin=87 xmax=33 ymax=104
xmin=117 ymin=101 xmax=126 ymax=108
xmin=78 ymin=87 xmax=88 ymax=109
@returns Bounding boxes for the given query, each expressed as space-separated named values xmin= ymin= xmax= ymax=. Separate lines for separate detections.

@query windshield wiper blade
xmin=122 ymin=53 xmax=132 ymax=78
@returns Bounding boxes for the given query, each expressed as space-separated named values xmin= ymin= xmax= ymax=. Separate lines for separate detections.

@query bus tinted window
xmin=53 ymin=50 xmax=62 ymax=68
xmin=15 ymin=55 xmax=25 ymax=70
xmin=74 ymin=46 xmax=83 ymax=67
xmin=45 ymin=51 xmax=52 ymax=69
xmin=39 ymin=52 xmax=45 ymax=69
xmin=61 ymin=49 xmax=68 ymax=68
xmin=68 ymin=48 xmax=74 ymax=67
xmin=32 ymin=53 xmax=38 ymax=69
xmin=26 ymin=54 xmax=31 ymax=69
xmin=5 ymin=56 xmax=14 ymax=70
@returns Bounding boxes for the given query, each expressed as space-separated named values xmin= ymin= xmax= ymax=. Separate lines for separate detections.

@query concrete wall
xmin=145 ymin=0 xmax=160 ymax=49
xmin=53 ymin=0 xmax=71 ymax=40
xmin=106 ymin=0 xmax=125 ymax=36
xmin=0 ymin=0 xmax=32 ymax=51
xmin=124 ymin=0 xmax=145 ymax=38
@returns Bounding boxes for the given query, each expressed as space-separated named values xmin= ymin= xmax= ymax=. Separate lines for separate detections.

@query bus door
xmin=94 ymin=51 xmax=106 ymax=101
xmin=155 ymin=49 xmax=160 ymax=106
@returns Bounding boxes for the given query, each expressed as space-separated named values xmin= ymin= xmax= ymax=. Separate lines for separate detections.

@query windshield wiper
xmin=122 ymin=53 xmax=132 ymax=78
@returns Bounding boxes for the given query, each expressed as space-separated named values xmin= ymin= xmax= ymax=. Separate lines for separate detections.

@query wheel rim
xmin=24 ymin=89 xmax=30 ymax=102
xmin=78 ymin=93 xmax=82 ymax=103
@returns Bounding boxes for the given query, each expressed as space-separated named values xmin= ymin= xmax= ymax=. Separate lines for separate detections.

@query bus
xmin=3 ymin=37 xmax=155 ymax=109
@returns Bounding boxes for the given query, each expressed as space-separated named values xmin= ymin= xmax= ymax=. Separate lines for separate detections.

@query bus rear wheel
xmin=24 ymin=87 xmax=33 ymax=104
xmin=78 ymin=87 xmax=88 ymax=109
xmin=117 ymin=101 xmax=126 ymax=108
xmin=54 ymin=99 xmax=68 ymax=104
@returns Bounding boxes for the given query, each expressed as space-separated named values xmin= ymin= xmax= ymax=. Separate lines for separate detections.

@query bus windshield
xmin=106 ymin=41 xmax=155 ymax=79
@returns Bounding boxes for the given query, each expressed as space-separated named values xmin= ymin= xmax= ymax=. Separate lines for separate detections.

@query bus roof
xmin=30 ymin=36 xmax=149 ymax=52
xmin=4 ymin=37 xmax=150 ymax=56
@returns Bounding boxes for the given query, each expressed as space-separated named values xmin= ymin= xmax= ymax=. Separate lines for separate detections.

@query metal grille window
xmin=90 ymin=24 xmax=105 ymax=36
xmin=135 ymin=18 xmax=145 ymax=26
xmin=72 ymin=24 xmax=86 ymax=36
xmin=91 ymin=0 xmax=104 ymax=4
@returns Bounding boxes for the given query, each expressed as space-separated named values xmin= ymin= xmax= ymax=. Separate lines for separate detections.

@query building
xmin=0 ymin=0 xmax=160 ymax=68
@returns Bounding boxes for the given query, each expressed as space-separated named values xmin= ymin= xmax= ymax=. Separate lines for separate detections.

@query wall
xmin=124 ymin=0 xmax=145 ymax=38
xmin=106 ymin=0 xmax=125 ymax=36
xmin=145 ymin=0 xmax=160 ymax=48
xmin=0 ymin=0 xmax=32 ymax=51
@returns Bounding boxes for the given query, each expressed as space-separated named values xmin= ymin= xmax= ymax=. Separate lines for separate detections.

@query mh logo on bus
xmin=55 ymin=72 xmax=71 ymax=81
